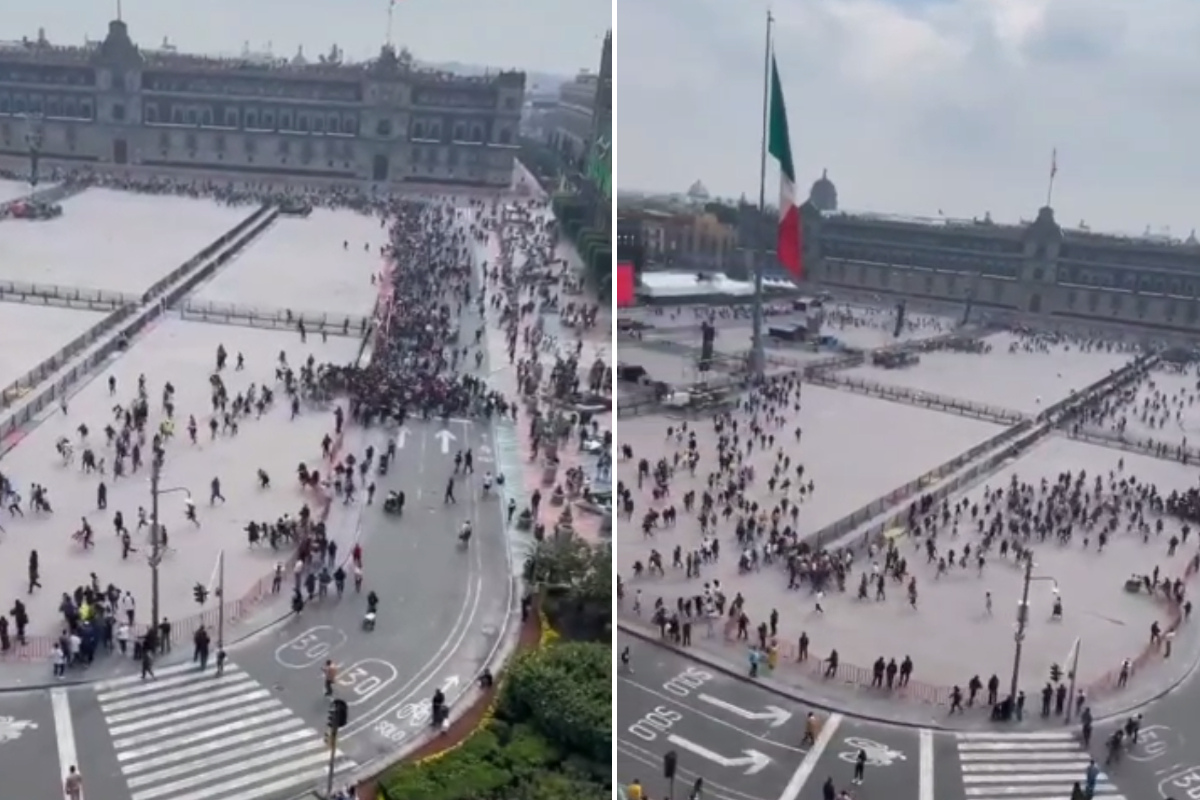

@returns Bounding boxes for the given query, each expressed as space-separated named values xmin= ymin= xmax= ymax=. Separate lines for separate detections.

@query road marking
xmin=919 ymin=728 xmax=934 ymax=800
xmin=52 ymin=687 xmax=83 ymax=800
xmin=435 ymin=428 xmax=456 ymax=453
xmin=619 ymin=677 xmax=806 ymax=752
xmin=697 ymin=694 xmax=791 ymax=727
xmin=777 ymin=712 xmax=842 ymax=800
xmin=666 ymin=734 xmax=771 ymax=775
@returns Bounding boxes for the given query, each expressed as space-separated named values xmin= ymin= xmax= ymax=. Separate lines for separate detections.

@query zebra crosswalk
xmin=954 ymin=731 xmax=1124 ymax=800
xmin=94 ymin=661 xmax=356 ymax=800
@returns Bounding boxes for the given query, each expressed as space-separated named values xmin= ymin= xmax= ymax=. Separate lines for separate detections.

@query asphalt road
xmin=229 ymin=416 xmax=513 ymax=764
xmin=1100 ymin=658 xmax=1200 ymax=800
xmin=618 ymin=632 xmax=1143 ymax=800
xmin=617 ymin=633 xmax=924 ymax=800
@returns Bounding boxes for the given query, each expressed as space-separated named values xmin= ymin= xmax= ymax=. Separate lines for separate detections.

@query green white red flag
xmin=768 ymin=55 xmax=802 ymax=280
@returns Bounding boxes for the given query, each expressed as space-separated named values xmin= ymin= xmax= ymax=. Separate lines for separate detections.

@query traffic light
xmin=663 ymin=750 xmax=677 ymax=780
xmin=1050 ymin=663 xmax=1062 ymax=683
xmin=193 ymin=583 xmax=208 ymax=604
xmin=328 ymin=698 xmax=349 ymax=731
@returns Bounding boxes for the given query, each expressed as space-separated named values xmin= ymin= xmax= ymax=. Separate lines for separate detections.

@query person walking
xmin=63 ymin=765 xmax=83 ymax=800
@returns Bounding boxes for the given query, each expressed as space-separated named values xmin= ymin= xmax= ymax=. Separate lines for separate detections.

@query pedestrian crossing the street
xmin=954 ymin=731 xmax=1124 ymax=800
xmin=94 ymin=661 xmax=357 ymax=800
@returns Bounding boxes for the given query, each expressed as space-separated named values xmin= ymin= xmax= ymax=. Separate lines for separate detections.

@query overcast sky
xmin=620 ymin=0 xmax=1200 ymax=236
xmin=0 ymin=0 xmax=607 ymax=78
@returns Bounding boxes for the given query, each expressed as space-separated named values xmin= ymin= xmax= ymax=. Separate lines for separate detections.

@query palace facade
xmin=0 ymin=20 xmax=524 ymax=187
xmin=784 ymin=173 xmax=1200 ymax=334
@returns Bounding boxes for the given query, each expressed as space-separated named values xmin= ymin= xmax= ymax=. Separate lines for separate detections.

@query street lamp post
xmin=1009 ymin=555 xmax=1059 ymax=701
xmin=149 ymin=459 xmax=162 ymax=631
xmin=148 ymin=457 xmax=191 ymax=635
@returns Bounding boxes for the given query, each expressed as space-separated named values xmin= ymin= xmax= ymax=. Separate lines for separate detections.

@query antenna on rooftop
xmin=116 ymin=0 xmax=123 ymax=21
xmin=386 ymin=0 xmax=397 ymax=48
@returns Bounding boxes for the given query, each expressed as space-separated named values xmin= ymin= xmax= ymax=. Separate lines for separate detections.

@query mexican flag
xmin=768 ymin=55 xmax=803 ymax=280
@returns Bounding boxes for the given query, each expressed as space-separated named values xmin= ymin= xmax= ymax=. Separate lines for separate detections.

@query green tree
xmin=524 ymin=535 xmax=610 ymax=639
xmin=500 ymin=642 xmax=611 ymax=768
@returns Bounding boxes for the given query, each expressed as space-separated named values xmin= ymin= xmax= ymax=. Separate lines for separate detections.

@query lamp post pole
xmin=149 ymin=459 xmax=162 ymax=632
xmin=216 ymin=549 xmax=226 ymax=650
xmin=1009 ymin=556 xmax=1058 ymax=701
xmin=149 ymin=460 xmax=191 ymax=640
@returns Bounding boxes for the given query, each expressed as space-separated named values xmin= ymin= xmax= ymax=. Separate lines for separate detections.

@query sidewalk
xmin=618 ymin=585 xmax=1200 ymax=730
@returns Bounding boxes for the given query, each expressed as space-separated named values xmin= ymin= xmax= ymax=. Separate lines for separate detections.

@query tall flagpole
xmin=1045 ymin=148 xmax=1058 ymax=208
xmin=750 ymin=10 xmax=774 ymax=377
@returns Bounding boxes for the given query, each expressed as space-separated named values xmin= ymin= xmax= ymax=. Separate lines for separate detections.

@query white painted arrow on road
xmin=667 ymin=734 xmax=771 ymax=775
xmin=698 ymin=694 xmax=792 ymax=727
xmin=394 ymin=427 xmax=411 ymax=449
xmin=435 ymin=429 xmax=456 ymax=454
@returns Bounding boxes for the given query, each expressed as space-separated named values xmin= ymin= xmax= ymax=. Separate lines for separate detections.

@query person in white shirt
xmin=120 ymin=591 xmax=136 ymax=625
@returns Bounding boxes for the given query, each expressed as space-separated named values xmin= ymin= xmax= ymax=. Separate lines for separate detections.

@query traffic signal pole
xmin=216 ymin=549 xmax=226 ymax=652
xmin=1064 ymin=637 xmax=1082 ymax=723
xmin=324 ymin=726 xmax=339 ymax=798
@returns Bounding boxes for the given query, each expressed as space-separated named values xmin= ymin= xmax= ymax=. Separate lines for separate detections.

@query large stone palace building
xmin=783 ymin=172 xmax=1200 ymax=334
xmin=0 ymin=20 xmax=524 ymax=187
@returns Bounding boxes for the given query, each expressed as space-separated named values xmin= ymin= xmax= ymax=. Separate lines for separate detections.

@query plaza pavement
xmin=0 ymin=188 xmax=252 ymax=295
xmin=0 ymin=317 xmax=359 ymax=646
xmin=839 ymin=330 xmax=1132 ymax=413
xmin=619 ymin=333 xmax=1199 ymax=720
xmin=0 ymin=305 xmax=108 ymax=391
xmin=192 ymin=207 xmax=389 ymax=317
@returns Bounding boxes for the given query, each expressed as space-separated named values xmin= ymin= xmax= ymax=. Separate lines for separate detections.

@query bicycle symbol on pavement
xmin=0 ymin=716 xmax=38 ymax=743
xmin=838 ymin=737 xmax=906 ymax=767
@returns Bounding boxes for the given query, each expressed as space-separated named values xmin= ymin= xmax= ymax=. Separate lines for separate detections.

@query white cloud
xmin=0 ymin=0 xmax=607 ymax=76
xmin=618 ymin=0 xmax=1200 ymax=234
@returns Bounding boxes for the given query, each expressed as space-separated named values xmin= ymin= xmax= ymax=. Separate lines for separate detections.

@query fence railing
xmin=179 ymin=299 xmax=370 ymax=336
xmin=807 ymin=372 xmax=1030 ymax=425
xmin=806 ymin=352 xmax=1158 ymax=553
xmin=0 ymin=205 xmax=279 ymax=444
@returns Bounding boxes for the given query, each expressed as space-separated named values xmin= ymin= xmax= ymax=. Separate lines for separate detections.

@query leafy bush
xmin=498 ymin=642 xmax=611 ymax=766
xmin=378 ymin=638 xmax=611 ymax=800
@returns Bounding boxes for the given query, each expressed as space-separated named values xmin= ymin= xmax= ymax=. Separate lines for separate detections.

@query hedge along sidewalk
xmin=358 ymin=611 xmax=544 ymax=800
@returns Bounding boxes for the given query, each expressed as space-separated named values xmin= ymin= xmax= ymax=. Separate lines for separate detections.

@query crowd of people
xmin=0 ymin=338 xmax=363 ymax=674
xmin=617 ymin=325 xmax=1194 ymax=726
xmin=0 ymin=168 xmax=610 ymax=680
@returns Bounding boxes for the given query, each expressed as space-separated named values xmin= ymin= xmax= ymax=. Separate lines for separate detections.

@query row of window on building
xmin=0 ymin=94 xmax=514 ymax=146
xmin=822 ymin=241 xmax=1021 ymax=278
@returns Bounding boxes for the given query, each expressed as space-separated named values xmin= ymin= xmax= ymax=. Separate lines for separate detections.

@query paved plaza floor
xmin=0 ymin=318 xmax=360 ymax=638
xmin=1086 ymin=364 xmax=1200 ymax=444
xmin=0 ymin=305 xmax=108 ymax=389
xmin=0 ymin=188 xmax=252 ymax=294
xmin=618 ymin=382 xmax=1002 ymax=538
xmin=619 ymin=326 xmax=1193 ymax=702
xmin=193 ymin=207 xmax=389 ymax=316
xmin=0 ymin=178 xmax=33 ymax=205
xmin=839 ymin=331 xmax=1134 ymax=413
